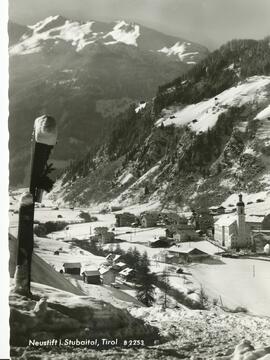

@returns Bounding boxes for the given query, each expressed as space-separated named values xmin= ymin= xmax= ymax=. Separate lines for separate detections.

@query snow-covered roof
xmin=82 ymin=270 xmax=100 ymax=276
xmin=115 ymin=261 xmax=127 ymax=267
xmin=209 ymin=205 xmax=225 ymax=210
xmin=63 ymin=262 xmax=81 ymax=268
xmin=119 ymin=267 xmax=134 ymax=276
xmin=168 ymin=246 xmax=209 ymax=255
xmin=246 ymin=215 xmax=265 ymax=223
xmin=215 ymin=215 xmax=237 ymax=227
xmin=106 ymin=253 xmax=121 ymax=262
xmin=99 ymin=267 xmax=113 ymax=275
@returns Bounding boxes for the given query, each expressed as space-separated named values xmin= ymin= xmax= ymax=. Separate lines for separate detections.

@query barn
xmin=115 ymin=213 xmax=136 ymax=227
xmin=167 ymin=247 xmax=210 ymax=264
xmin=140 ymin=212 xmax=159 ymax=228
xmin=63 ymin=262 xmax=81 ymax=275
xmin=82 ymin=270 xmax=101 ymax=284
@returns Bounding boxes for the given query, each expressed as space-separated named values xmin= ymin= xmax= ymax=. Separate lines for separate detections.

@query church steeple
xmin=237 ymin=194 xmax=244 ymax=207
xmin=236 ymin=193 xmax=247 ymax=247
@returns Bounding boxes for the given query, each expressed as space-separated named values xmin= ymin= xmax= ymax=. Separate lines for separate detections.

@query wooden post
xmin=14 ymin=115 xmax=57 ymax=295
xmin=30 ymin=115 xmax=57 ymax=202
xmin=14 ymin=192 xmax=34 ymax=295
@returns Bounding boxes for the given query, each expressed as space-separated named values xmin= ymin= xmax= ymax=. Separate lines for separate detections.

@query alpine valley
xmin=8 ymin=15 xmax=208 ymax=185
xmin=54 ymin=37 xmax=270 ymax=212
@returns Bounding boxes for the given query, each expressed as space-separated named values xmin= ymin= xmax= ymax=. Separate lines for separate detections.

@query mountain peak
xmin=9 ymin=16 xmax=208 ymax=62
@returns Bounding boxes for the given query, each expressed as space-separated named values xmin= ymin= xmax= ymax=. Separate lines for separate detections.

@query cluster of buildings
xmin=214 ymin=194 xmax=270 ymax=251
xmin=62 ymin=253 xmax=135 ymax=286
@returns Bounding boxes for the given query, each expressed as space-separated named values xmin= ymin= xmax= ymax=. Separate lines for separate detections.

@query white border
xmin=0 ymin=0 xmax=10 ymax=358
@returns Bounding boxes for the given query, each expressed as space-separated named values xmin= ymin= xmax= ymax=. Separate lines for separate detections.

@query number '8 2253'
xmin=123 ymin=340 xmax=145 ymax=346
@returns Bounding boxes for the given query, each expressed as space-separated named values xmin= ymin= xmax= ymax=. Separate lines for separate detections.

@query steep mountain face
xmin=9 ymin=16 xmax=208 ymax=186
xmin=56 ymin=38 xmax=270 ymax=210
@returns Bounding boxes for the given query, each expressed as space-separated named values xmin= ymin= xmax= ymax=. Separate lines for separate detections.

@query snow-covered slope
xmin=156 ymin=76 xmax=270 ymax=132
xmin=9 ymin=16 xmax=208 ymax=63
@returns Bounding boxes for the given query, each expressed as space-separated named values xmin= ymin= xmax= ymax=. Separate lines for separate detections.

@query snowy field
xmin=34 ymin=235 xmax=105 ymax=272
xmin=190 ymin=258 xmax=270 ymax=317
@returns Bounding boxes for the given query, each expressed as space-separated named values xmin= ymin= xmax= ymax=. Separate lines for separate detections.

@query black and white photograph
xmin=5 ymin=0 xmax=270 ymax=359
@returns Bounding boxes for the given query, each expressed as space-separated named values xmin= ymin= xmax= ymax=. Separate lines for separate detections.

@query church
xmin=214 ymin=194 xmax=270 ymax=249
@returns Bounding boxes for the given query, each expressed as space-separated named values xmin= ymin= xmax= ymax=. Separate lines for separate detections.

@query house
xmin=115 ymin=213 xmax=136 ymax=227
xmin=167 ymin=246 xmax=210 ymax=263
xmin=166 ymin=224 xmax=199 ymax=242
xmin=112 ymin=261 xmax=127 ymax=272
xmin=209 ymin=206 xmax=226 ymax=216
xmin=94 ymin=227 xmax=115 ymax=244
xmin=214 ymin=194 xmax=270 ymax=249
xmin=251 ymin=230 xmax=270 ymax=252
xmin=99 ymin=267 xmax=116 ymax=285
xmin=149 ymin=237 xmax=172 ymax=248
xmin=63 ymin=262 xmax=81 ymax=275
xmin=100 ymin=232 xmax=115 ymax=244
xmin=246 ymin=214 xmax=270 ymax=232
xmin=159 ymin=212 xmax=181 ymax=225
xmin=111 ymin=205 xmax=123 ymax=212
xmin=140 ymin=212 xmax=159 ymax=228
xmin=118 ymin=267 xmax=135 ymax=281
xmin=105 ymin=253 xmax=121 ymax=265
xmin=82 ymin=270 xmax=101 ymax=284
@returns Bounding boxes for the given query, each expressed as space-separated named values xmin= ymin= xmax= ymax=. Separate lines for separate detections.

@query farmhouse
xmin=140 ymin=212 xmax=159 ymax=228
xmin=112 ymin=261 xmax=127 ymax=272
xmin=166 ymin=224 xmax=199 ymax=242
xmin=159 ymin=212 xmax=181 ymax=225
xmin=105 ymin=253 xmax=121 ymax=264
xmin=119 ymin=267 xmax=135 ymax=281
xmin=167 ymin=246 xmax=210 ymax=263
xmin=82 ymin=270 xmax=101 ymax=284
xmin=63 ymin=262 xmax=81 ymax=275
xmin=115 ymin=212 xmax=136 ymax=227
xmin=149 ymin=237 xmax=172 ymax=248
xmin=214 ymin=194 xmax=270 ymax=249
xmin=94 ymin=227 xmax=115 ymax=244
xmin=209 ymin=206 xmax=225 ymax=215
xmin=99 ymin=267 xmax=116 ymax=285
xmin=246 ymin=214 xmax=270 ymax=231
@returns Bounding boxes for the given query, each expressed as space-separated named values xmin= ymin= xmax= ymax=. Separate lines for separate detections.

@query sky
xmin=9 ymin=0 xmax=270 ymax=49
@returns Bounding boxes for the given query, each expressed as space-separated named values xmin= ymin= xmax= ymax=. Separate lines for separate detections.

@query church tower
xmin=236 ymin=194 xmax=247 ymax=248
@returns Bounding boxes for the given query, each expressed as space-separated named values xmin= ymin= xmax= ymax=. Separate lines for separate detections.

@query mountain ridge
xmin=9 ymin=16 xmax=209 ymax=186
xmin=54 ymin=37 xmax=270 ymax=211
xmin=9 ymin=15 xmax=208 ymax=63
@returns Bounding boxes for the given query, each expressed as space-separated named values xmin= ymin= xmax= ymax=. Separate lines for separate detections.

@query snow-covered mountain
xmin=9 ymin=15 xmax=207 ymax=63
xmin=8 ymin=16 xmax=208 ymax=186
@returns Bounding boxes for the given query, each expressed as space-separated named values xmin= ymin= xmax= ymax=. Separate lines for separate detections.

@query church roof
xmin=215 ymin=215 xmax=237 ymax=226
xmin=246 ymin=215 xmax=265 ymax=223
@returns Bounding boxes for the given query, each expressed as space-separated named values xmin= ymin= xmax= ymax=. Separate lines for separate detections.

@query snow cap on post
xmin=20 ymin=192 xmax=33 ymax=206
xmin=34 ymin=115 xmax=57 ymax=146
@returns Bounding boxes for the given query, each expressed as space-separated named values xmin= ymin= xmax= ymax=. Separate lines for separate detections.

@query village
xmin=9 ymin=189 xmax=270 ymax=316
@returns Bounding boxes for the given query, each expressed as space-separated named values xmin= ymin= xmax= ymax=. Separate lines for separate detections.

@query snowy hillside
xmin=55 ymin=37 xmax=270 ymax=213
xmin=156 ymin=76 xmax=270 ymax=133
